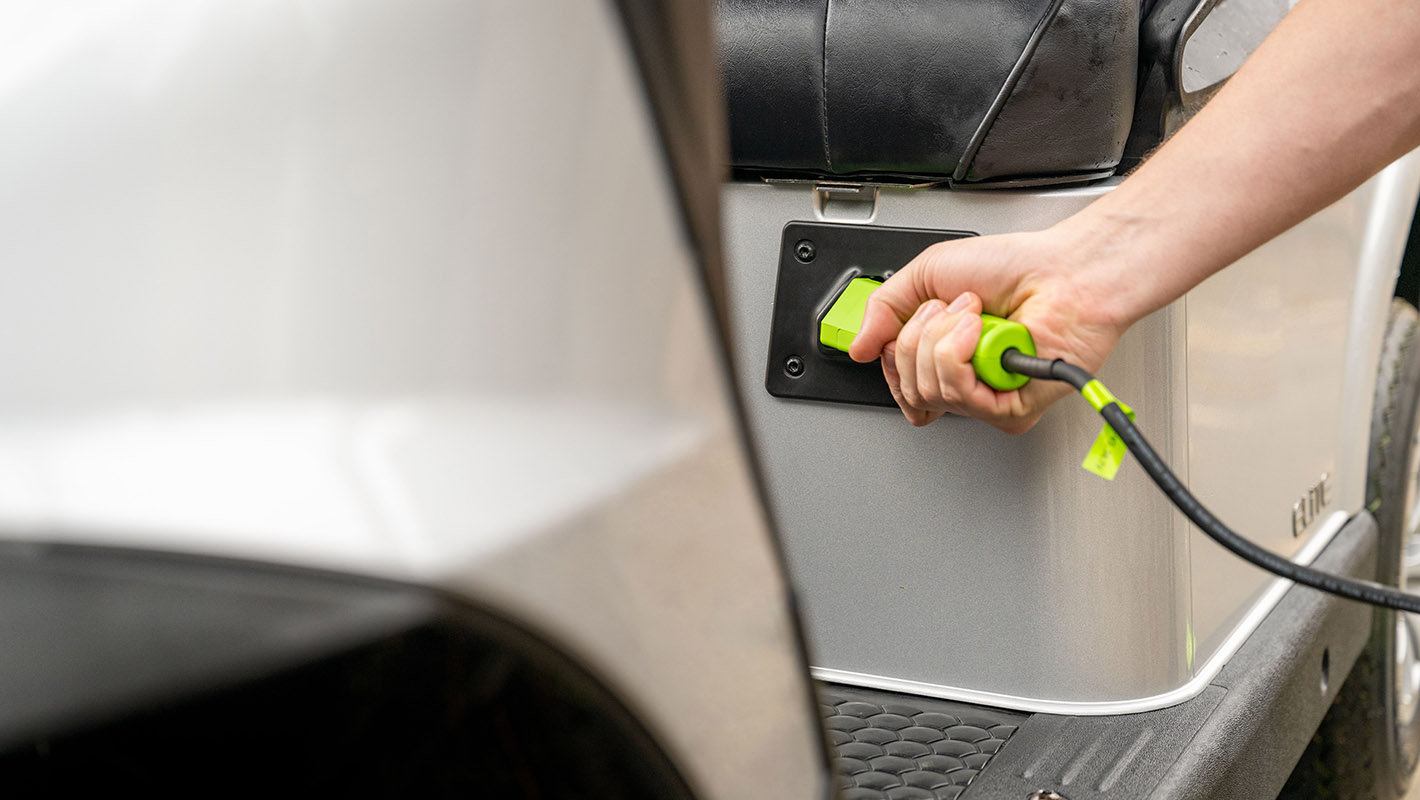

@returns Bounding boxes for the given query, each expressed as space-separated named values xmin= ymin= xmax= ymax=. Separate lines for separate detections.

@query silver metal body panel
xmin=722 ymin=155 xmax=1420 ymax=713
xmin=1180 ymin=0 xmax=1296 ymax=94
xmin=1186 ymin=159 xmax=1420 ymax=666
xmin=0 ymin=2 xmax=825 ymax=797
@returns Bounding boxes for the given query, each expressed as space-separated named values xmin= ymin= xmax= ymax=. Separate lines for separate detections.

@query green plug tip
xmin=819 ymin=277 xmax=882 ymax=353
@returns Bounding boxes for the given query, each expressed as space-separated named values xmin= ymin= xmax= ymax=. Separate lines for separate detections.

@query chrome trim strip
xmin=813 ymin=510 xmax=1351 ymax=716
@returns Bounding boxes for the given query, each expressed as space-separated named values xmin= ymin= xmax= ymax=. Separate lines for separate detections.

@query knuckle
xmin=937 ymin=383 xmax=961 ymax=407
xmin=931 ymin=334 xmax=956 ymax=360
xmin=896 ymin=336 xmax=918 ymax=363
xmin=922 ymin=240 xmax=954 ymax=261
xmin=919 ymin=384 xmax=942 ymax=406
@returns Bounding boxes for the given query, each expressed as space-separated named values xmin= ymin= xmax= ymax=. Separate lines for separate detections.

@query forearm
xmin=1061 ymin=0 xmax=1420 ymax=326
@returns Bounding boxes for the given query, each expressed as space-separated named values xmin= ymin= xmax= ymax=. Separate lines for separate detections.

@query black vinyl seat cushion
xmin=717 ymin=0 xmax=1139 ymax=186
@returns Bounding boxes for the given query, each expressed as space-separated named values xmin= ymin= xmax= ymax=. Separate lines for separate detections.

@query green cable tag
xmin=1080 ymin=379 xmax=1135 ymax=481
xmin=1083 ymin=413 xmax=1133 ymax=480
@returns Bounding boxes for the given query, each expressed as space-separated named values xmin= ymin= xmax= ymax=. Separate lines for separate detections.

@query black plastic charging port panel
xmin=764 ymin=222 xmax=975 ymax=407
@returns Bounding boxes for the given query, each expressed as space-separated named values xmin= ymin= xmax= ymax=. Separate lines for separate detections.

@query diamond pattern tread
xmin=821 ymin=683 xmax=1027 ymax=800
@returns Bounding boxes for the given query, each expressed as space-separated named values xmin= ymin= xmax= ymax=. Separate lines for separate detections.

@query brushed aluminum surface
xmin=1184 ymin=157 xmax=1420 ymax=664
xmin=723 ymin=156 xmax=1420 ymax=712
xmin=724 ymin=181 xmax=1193 ymax=709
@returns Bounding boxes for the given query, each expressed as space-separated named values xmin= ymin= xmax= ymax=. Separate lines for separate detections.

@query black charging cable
xmin=1000 ymin=348 xmax=1420 ymax=614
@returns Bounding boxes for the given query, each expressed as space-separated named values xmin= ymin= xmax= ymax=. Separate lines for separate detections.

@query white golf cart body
xmin=0 ymin=2 xmax=826 ymax=798
xmin=1 ymin=0 xmax=1417 ymax=799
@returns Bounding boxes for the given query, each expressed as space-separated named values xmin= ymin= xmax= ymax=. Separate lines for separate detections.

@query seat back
xmin=717 ymin=0 xmax=1139 ymax=186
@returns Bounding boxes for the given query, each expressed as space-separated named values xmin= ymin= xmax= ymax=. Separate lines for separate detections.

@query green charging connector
xmin=819 ymin=277 xmax=881 ymax=353
xmin=818 ymin=277 xmax=1037 ymax=391
xmin=973 ymin=314 xmax=1035 ymax=391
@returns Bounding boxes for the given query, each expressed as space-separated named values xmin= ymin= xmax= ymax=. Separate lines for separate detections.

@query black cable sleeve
xmin=998 ymin=348 xmax=1416 ymax=612
xmin=1000 ymin=349 xmax=1055 ymax=379
xmin=1100 ymin=402 xmax=1420 ymax=614
xmin=999 ymin=349 xmax=1093 ymax=391
xmin=1050 ymin=360 xmax=1094 ymax=392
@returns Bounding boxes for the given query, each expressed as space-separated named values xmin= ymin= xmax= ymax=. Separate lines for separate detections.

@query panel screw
xmin=784 ymin=355 xmax=805 ymax=377
xmin=794 ymin=239 xmax=816 ymax=262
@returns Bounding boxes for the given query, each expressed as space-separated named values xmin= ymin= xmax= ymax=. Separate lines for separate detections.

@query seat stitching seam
xmin=952 ymin=0 xmax=1066 ymax=182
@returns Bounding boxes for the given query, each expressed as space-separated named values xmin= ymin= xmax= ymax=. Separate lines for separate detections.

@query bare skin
xmin=849 ymin=0 xmax=1420 ymax=433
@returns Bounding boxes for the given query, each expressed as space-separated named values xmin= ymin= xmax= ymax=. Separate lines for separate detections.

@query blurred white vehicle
xmin=3 ymin=2 xmax=1420 ymax=800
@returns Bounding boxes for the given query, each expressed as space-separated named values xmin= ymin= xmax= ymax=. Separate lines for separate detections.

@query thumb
xmin=849 ymin=244 xmax=969 ymax=362
xmin=848 ymin=293 xmax=909 ymax=363
xmin=849 ymin=263 xmax=940 ymax=362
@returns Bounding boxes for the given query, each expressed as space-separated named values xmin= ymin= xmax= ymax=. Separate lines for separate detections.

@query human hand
xmin=848 ymin=226 xmax=1136 ymax=433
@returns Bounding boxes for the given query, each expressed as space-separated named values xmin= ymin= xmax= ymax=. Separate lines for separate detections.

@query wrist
xmin=1040 ymin=206 xmax=1157 ymax=332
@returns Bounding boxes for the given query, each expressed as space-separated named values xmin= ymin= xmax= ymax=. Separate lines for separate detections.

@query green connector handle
xmin=819 ymin=277 xmax=1036 ymax=391
xmin=973 ymin=314 xmax=1035 ymax=390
